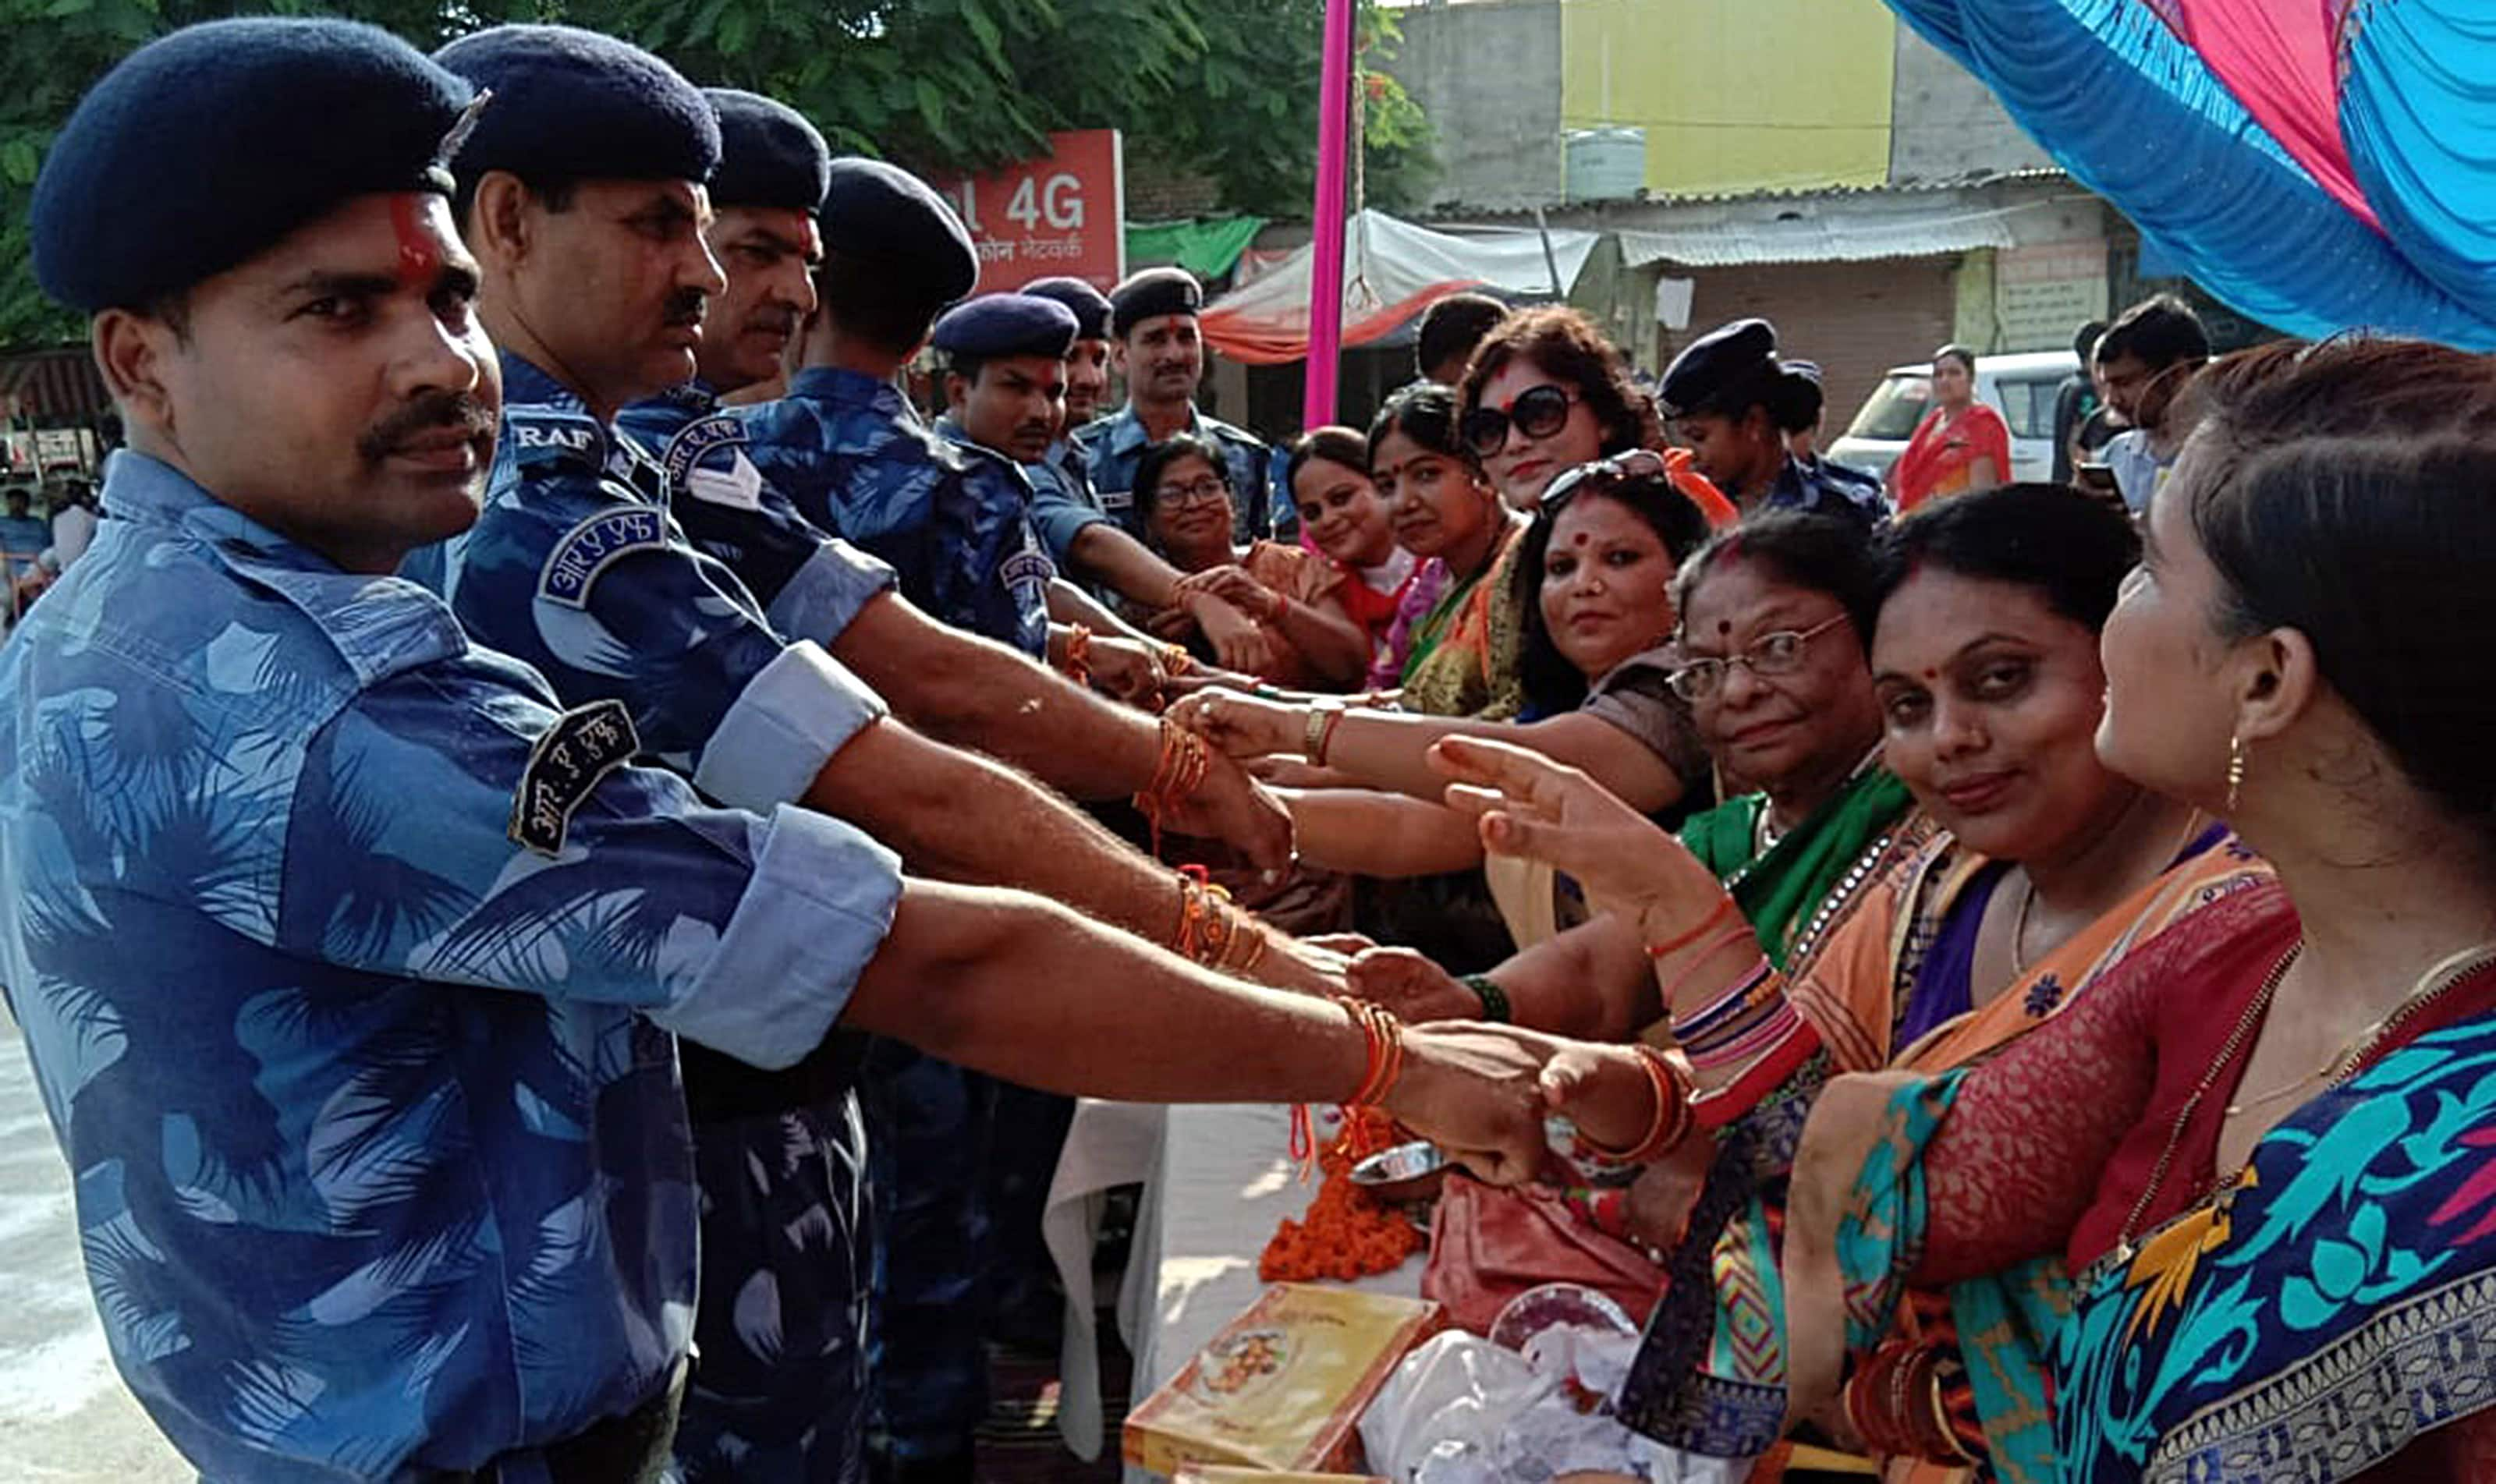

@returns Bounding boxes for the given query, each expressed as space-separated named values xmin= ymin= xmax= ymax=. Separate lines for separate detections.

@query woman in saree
xmin=1340 ymin=511 xmax=1914 ymax=1026
xmin=1779 ymin=338 xmax=2496 ymax=1482
xmin=1365 ymin=382 xmax=1522 ymax=716
xmin=1425 ymin=483 xmax=2270 ymax=1472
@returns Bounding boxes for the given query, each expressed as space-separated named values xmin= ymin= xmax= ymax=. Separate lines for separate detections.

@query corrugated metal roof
xmin=1618 ymin=202 xmax=2022 ymax=267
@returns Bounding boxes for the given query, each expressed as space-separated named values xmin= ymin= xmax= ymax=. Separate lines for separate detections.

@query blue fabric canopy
xmin=1888 ymin=0 xmax=2496 ymax=348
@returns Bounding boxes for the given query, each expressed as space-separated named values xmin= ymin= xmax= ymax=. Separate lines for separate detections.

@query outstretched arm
xmin=846 ymin=877 xmax=1570 ymax=1185
xmin=828 ymin=590 xmax=1292 ymax=873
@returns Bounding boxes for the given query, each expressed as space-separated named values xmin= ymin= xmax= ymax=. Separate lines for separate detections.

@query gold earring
xmin=2225 ymin=733 xmax=2247 ymax=813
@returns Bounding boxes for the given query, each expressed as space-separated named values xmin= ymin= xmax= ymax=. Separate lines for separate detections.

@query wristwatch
xmin=1303 ymin=699 xmax=1347 ymax=763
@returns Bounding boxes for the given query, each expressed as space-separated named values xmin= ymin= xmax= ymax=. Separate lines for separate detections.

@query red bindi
xmin=389 ymin=194 xmax=438 ymax=294
xmin=1923 ymin=668 xmax=1941 ymax=682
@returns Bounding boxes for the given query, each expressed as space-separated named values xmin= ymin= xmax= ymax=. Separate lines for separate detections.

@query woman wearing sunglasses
xmin=1129 ymin=434 xmax=1370 ymax=689
xmin=1422 ymin=485 xmax=2266 ymax=1477
xmin=1660 ymin=318 xmax=1889 ymax=530
xmin=1180 ymin=461 xmax=1720 ymax=928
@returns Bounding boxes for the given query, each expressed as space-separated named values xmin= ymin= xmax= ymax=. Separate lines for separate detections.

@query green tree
xmin=0 ymin=0 xmax=1431 ymax=346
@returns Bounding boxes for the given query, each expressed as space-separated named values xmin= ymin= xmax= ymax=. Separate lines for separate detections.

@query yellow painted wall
xmin=1561 ymin=0 xmax=1897 ymax=197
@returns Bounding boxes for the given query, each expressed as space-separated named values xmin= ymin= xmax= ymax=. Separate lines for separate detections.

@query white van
xmin=1827 ymin=350 xmax=2081 ymax=486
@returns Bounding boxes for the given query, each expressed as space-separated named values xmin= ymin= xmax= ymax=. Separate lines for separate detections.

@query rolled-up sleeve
xmin=764 ymin=538 xmax=895 ymax=650
xmin=1027 ymin=466 xmax=1113 ymax=566
xmin=694 ymin=639 xmax=887 ymax=813
xmin=649 ymin=802 xmax=902 ymax=1067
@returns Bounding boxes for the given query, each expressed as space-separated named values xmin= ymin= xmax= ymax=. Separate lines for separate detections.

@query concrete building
xmin=1220 ymin=0 xmax=2161 ymax=437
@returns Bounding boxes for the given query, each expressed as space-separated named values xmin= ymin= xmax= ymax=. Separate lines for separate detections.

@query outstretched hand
xmin=1429 ymin=735 xmax=1718 ymax=912
xmin=1384 ymin=1022 xmax=1583 ymax=1187
xmin=1168 ymin=688 xmax=1303 ymax=760
xmin=1162 ymin=745 xmax=1296 ymax=874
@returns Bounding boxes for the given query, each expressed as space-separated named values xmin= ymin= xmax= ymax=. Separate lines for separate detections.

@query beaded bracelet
xmin=1459 ymin=972 xmax=1512 ymax=1023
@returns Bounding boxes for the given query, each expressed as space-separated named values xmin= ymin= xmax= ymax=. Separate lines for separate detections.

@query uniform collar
xmin=99 ymin=450 xmax=470 ymax=683
xmin=789 ymin=364 xmax=914 ymax=421
xmin=1107 ymin=401 xmax=1206 ymax=455
xmin=500 ymin=349 xmax=594 ymax=416
xmin=102 ymin=449 xmax=335 ymax=572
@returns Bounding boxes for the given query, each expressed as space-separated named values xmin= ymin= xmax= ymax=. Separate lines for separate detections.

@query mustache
xmin=663 ymin=289 xmax=708 ymax=328
xmin=358 ymin=391 xmax=495 ymax=463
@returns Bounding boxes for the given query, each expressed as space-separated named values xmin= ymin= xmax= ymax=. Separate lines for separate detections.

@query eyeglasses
xmin=1154 ymin=475 xmax=1231 ymax=508
xmin=1460 ymin=384 xmax=1578 ymax=456
xmin=1537 ymin=449 xmax=1671 ymax=512
xmin=1667 ymin=612 xmax=1852 ymax=700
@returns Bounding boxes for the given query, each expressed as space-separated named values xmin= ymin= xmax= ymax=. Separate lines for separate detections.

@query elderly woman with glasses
xmin=1129 ymin=433 xmax=1370 ymax=689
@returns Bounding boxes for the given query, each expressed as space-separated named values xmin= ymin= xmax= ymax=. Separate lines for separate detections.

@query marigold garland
xmin=1258 ymin=1108 xmax=1424 ymax=1284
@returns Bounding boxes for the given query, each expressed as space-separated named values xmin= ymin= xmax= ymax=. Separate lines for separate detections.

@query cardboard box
xmin=1126 ymin=1284 xmax=1441 ymax=1479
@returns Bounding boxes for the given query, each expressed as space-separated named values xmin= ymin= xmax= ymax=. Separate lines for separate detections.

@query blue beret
xmin=931 ymin=294 xmax=1080 ymax=363
xmin=1109 ymin=267 xmax=1203 ymax=338
xmin=1660 ymin=317 xmax=1779 ymax=418
xmin=818 ymin=157 xmax=978 ymax=305
xmin=1021 ymin=276 xmax=1112 ymax=340
xmin=33 ymin=18 xmax=473 ymax=313
xmin=705 ymin=88 xmax=830 ymax=211
xmin=434 ymin=26 xmax=718 ymax=189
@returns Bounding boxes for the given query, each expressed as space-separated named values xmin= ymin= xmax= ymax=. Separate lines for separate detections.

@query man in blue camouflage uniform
xmin=1078 ymin=266 xmax=1284 ymax=542
xmin=0 ymin=23 xmax=906 ymax=1479
xmin=726 ymin=175 xmax=1061 ymax=1484
xmin=1659 ymin=317 xmax=1889 ymax=533
xmin=615 ymin=97 xmax=1274 ymax=831
xmin=1 ymin=27 xmax=1567 ymax=1484
xmin=736 ymin=159 xmax=1050 ymax=661
xmin=1012 ymin=276 xmax=1115 ymax=568
xmin=421 ymin=35 xmax=1357 ymax=1483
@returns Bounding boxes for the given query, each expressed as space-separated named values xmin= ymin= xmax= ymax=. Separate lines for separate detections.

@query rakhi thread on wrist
xmin=1134 ymin=719 xmax=1213 ymax=856
xmin=1161 ymin=643 xmax=1194 ymax=678
xmin=1168 ymin=865 xmax=1268 ymax=978
xmin=1643 ymin=894 xmax=1738 ymax=960
xmin=1058 ymin=622 xmax=1093 ymax=685
xmin=1570 ymin=1044 xmax=1693 ymax=1167
xmin=1289 ymin=997 xmax=1409 ymax=1182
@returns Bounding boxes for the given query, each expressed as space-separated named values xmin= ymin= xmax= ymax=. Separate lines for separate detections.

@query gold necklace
xmin=2225 ymin=940 xmax=2496 ymax=1116
xmin=2098 ymin=937 xmax=2496 ymax=1275
xmin=2008 ymin=809 xmax=2206 ymax=980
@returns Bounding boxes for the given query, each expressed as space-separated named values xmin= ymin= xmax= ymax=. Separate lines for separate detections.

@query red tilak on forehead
xmin=390 ymin=195 xmax=437 ymax=294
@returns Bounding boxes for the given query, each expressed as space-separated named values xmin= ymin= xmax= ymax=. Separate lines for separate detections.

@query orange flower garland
xmin=1259 ymin=1109 xmax=1424 ymax=1284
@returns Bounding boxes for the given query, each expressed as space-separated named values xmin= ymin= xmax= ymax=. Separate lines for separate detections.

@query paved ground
xmin=0 ymin=1020 xmax=189 ymax=1481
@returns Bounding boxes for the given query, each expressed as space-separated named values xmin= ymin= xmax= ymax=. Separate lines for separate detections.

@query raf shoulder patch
xmin=539 ymin=505 xmax=669 ymax=608
xmin=506 ymin=408 xmax=607 ymax=472
xmin=509 ymin=698 xmax=640 ymax=856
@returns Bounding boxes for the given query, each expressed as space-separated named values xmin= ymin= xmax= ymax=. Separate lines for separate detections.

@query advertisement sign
xmin=1994 ymin=239 xmax=2110 ymax=352
xmin=932 ymin=129 xmax=1126 ymax=295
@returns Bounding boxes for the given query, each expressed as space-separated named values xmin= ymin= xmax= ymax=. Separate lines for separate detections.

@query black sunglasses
xmin=1537 ymin=449 xmax=1671 ymax=512
xmin=1460 ymin=384 xmax=1577 ymax=456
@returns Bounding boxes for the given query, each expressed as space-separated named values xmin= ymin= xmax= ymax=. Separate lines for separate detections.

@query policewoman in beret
xmin=1660 ymin=317 xmax=1888 ymax=532
xmin=734 ymin=158 xmax=1054 ymax=661
xmin=2 ymin=18 xmax=913 ymax=1478
xmin=1077 ymin=264 xmax=1285 ymax=542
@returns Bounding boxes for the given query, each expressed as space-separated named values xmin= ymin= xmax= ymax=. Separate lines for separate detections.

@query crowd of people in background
xmin=8 ymin=16 xmax=2494 ymax=1484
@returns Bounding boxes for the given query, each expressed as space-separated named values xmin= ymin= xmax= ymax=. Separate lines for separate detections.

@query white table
xmin=1043 ymin=1101 xmax=1423 ymax=1466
